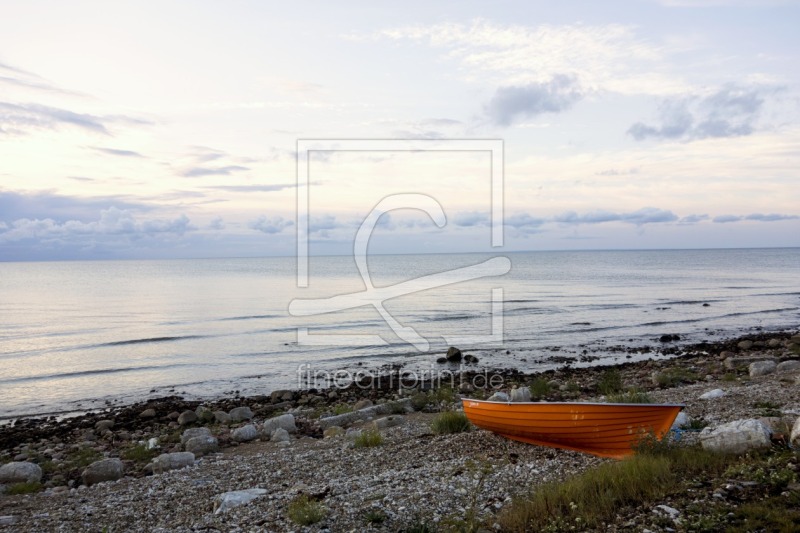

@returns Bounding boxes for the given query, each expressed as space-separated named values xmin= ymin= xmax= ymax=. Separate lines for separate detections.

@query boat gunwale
xmin=462 ymin=399 xmax=685 ymax=408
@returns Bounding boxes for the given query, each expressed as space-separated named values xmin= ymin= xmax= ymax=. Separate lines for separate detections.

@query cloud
xmin=0 ymin=61 xmax=84 ymax=97
xmin=485 ymin=75 xmax=583 ymax=126
xmin=678 ymin=214 xmax=709 ymax=225
xmin=628 ymin=85 xmax=768 ymax=141
xmin=182 ymin=165 xmax=250 ymax=177
xmin=208 ymin=217 xmax=225 ymax=230
xmin=453 ymin=212 xmax=490 ymax=227
xmin=713 ymin=214 xmax=742 ymax=223
xmin=0 ymin=189 xmax=151 ymax=223
xmin=554 ymin=207 xmax=678 ymax=225
xmin=0 ymin=102 xmax=110 ymax=135
xmin=595 ymin=167 xmax=639 ymax=176
xmin=90 ymin=146 xmax=144 ymax=158
xmin=248 ymin=215 xmax=293 ymax=234
xmin=205 ymin=184 xmax=298 ymax=193
xmin=745 ymin=213 xmax=799 ymax=222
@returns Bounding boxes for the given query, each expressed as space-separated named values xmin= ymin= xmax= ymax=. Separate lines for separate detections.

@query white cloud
xmin=248 ymin=215 xmax=293 ymax=234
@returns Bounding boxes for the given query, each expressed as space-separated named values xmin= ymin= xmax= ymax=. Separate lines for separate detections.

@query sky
xmin=1 ymin=0 xmax=799 ymax=261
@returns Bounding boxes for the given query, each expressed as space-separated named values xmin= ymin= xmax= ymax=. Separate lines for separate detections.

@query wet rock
xmin=700 ymin=419 xmax=771 ymax=454
xmin=213 ymin=488 xmax=267 ymax=514
xmin=699 ymin=389 xmax=725 ymax=400
xmin=180 ymin=427 xmax=212 ymax=446
xmin=464 ymin=354 xmax=479 ymax=364
xmin=138 ymin=408 xmax=156 ymax=419
xmin=749 ymin=360 xmax=777 ymax=377
xmin=270 ymin=390 xmax=294 ymax=403
xmin=487 ymin=391 xmax=510 ymax=402
xmin=323 ymin=426 xmax=345 ymax=438
xmin=213 ymin=411 xmax=232 ymax=424
xmin=177 ymin=410 xmax=198 ymax=426
xmin=445 ymin=346 xmax=462 ymax=362
xmin=229 ymin=406 xmax=254 ymax=422
xmin=436 ymin=357 xmax=447 ymax=364
xmin=270 ymin=428 xmax=291 ymax=443
xmin=185 ymin=435 xmax=219 ymax=457
xmin=167 ymin=411 xmax=180 ymax=420
xmin=659 ymin=334 xmax=679 ymax=343
xmin=81 ymin=458 xmax=123 ymax=486
xmin=152 ymin=452 xmax=194 ymax=473
xmin=653 ymin=504 xmax=680 ymax=521
xmin=510 ymin=387 xmax=531 ymax=402
xmin=230 ymin=424 xmax=258 ymax=443
xmin=0 ymin=462 xmax=42 ymax=484
xmin=262 ymin=414 xmax=297 ymax=437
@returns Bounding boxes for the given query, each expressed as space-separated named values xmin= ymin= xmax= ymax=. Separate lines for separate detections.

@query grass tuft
xmin=287 ymin=494 xmax=326 ymax=526
xmin=354 ymin=429 xmax=384 ymax=448
xmin=121 ymin=443 xmax=157 ymax=463
xmin=431 ymin=411 xmax=471 ymax=435
xmin=597 ymin=369 xmax=623 ymax=395
xmin=5 ymin=481 xmax=42 ymax=495
xmin=332 ymin=403 xmax=353 ymax=415
xmin=363 ymin=508 xmax=388 ymax=525
xmin=529 ymin=377 xmax=551 ymax=400
xmin=654 ymin=367 xmax=699 ymax=387
xmin=605 ymin=389 xmax=653 ymax=404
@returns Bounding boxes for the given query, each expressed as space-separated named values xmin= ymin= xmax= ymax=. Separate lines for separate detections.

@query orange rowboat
xmin=462 ymin=399 xmax=684 ymax=459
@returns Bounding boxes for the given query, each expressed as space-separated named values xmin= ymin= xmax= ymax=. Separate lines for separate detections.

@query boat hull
xmin=462 ymin=399 xmax=683 ymax=459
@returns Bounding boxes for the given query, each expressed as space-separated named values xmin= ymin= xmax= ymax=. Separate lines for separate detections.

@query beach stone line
xmin=185 ymin=435 xmax=219 ymax=457
xmin=82 ymin=458 xmax=124 ymax=486
xmin=214 ymin=411 xmax=232 ymax=424
xmin=181 ymin=427 xmax=212 ymax=445
xmin=738 ymin=340 xmax=754 ymax=350
xmin=749 ymin=360 xmax=777 ymax=377
xmin=700 ymin=419 xmax=771 ymax=454
xmin=445 ymin=346 xmax=462 ymax=362
xmin=768 ymin=338 xmax=783 ymax=348
xmin=317 ymin=398 xmax=413 ymax=429
xmin=270 ymin=390 xmax=294 ymax=403
xmin=177 ymin=410 xmax=198 ymax=425
xmin=262 ymin=414 xmax=296 ymax=437
xmin=231 ymin=424 xmax=258 ymax=443
xmin=152 ymin=452 xmax=195 ymax=473
xmin=229 ymin=406 xmax=254 ymax=422
xmin=0 ymin=461 xmax=42 ymax=484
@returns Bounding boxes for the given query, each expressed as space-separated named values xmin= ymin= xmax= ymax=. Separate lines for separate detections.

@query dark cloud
xmin=248 ymin=215 xmax=293 ymax=234
xmin=90 ymin=146 xmax=144 ymax=158
xmin=182 ymin=165 xmax=250 ymax=177
xmin=744 ymin=213 xmax=799 ymax=222
xmin=0 ymin=189 xmax=152 ymax=223
xmin=628 ymin=85 xmax=768 ymax=141
xmin=485 ymin=75 xmax=583 ymax=127
xmin=713 ymin=214 xmax=742 ymax=223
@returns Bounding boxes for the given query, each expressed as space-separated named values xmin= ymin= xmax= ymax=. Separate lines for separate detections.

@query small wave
xmin=97 ymin=335 xmax=205 ymax=347
xmin=0 ymin=363 xmax=194 ymax=384
xmin=219 ymin=314 xmax=277 ymax=321
xmin=425 ymin=313 xmax=483 ymax=322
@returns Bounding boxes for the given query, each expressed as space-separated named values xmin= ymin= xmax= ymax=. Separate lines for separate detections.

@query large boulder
xmin=262 ymin=414 xmax=296 ymax=437
xmin=271 ymin=428 xmax=291 ymax=443
xmin=195 ymin=405 xmax=215 ymax=422
xmin=94 ymin=419 xmax=114 ymax=432
xmin=445 ymin=347 xmax=462 ymax=362
xmin=82 ymin=458 xmax=124 ymax=486
xmin=229 ymin=406 xmax=254 ymax=422
xmin=700 ymin=419 xmax=771 ymax=454
xmin=181 ymin=427 xmax=212 ymax=446
xmin=152 ymin=452 xmax=195 ymax=473
xmin=185 ymin=435 xmax=219 ymax=456
xmin=214 ymin=411 xmax=232 ymax=424
xmin=487 ymin=391 xmax=510 ymax=402
xmin=510 ymin=387 xmax=531 ymax=402
xmin=749 ymin=360 xmax=777 ymax=377
xmin=0 ymin=462 xmax=42 ymax=484
xmin=777 ymin=360 xmax=800 ymax=373
xmin=231 ymin=424 xmax=258 ymax=443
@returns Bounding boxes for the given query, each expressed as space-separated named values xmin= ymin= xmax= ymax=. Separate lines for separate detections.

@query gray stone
xmin=699 ymin=388 xmax=725 ymax=400
xmin=777 ymin=360 xmax=800 ymax=373
xmin=270 ymin=428 xmax=291 ymax=443
xmin=749 ymin=360 xmax=777 ymax=377
xmin=213 ymin=411 xmax=232 ymax=424
xmin=94 ymin=419 xmax=114 ymax=432
xmin=81 ymin=458 xmax=124 ymax=486
xmin=152 ymin=452 xmax=194 ymax=473
xmin=229 ymin=406 xmax=254 ymax=422
xmin=317 ymin=398 xmax=413 ymax=429
xmin=262 ymin=414 xmax=297 ymax=437
xmin=323 ymin=426 xmax=345 ymax=438
xmin=671 ymin=412 xmax=691 ymax=429
xmin=353 ymin=399 xmax=373 ymax=410
xmin=487 ymin=391 xmax=510 ymax=402
xmin=177 ymin=410 xmax=198 ymax=425
xmin=195 ymin=405 xmax=215 ymax=422
xmin=213 ymin=488 xmax=267 ymax=515
xmin=768 ymin=338 xmax=782 ymax=348
xmin=0 ymin=516 xmax=18 ymax=526
xmin=738 ymin=340 xmax=754 ymax=350
xmin=181 ymin=427 xmax=212 ymax=446
xmin=791 ymin=417 xmax=800 ymax=448
xmin=138 ymin=408 xmax=156 ymax=419
xmin=231 ymin=424 xmax=258 ymax=443
xmin=372 ymin=415 xmax=405 ymax=430
xmin=464 ymin=354 xmax=479 ymax=364
xmin=510 ymin=387 xmax=531 ymax=402
xmin=185 ymin=435 xmax=219 ymax=456
xmin=700 ymin=419 xmax=771 ymax=454
xmin=0 ymin=462 xmax=42 ymax=484
xmin=270 ymin=390 xmax=293 ymax=403
xmin=345 ymin=428 xmax=362 ymax=440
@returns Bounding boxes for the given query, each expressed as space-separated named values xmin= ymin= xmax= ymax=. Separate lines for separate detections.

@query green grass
xmin=654 ymin=367 xmax=699 ymax=387
xmin=287 ymin=494 xmax=326 ymax=525
xmin=565 ymin=380 xmax=580 ymax=393
xmin=431 ymin=411 xmax=471 ymax=435
xmin=333 ymin=403 xmax=353 ymax=415
xmin=529 ymin=377 xmax=550 ymax=400
xmin=597 ymin=368 xmax=623 ymax=395
xmin=401 ymin=516 xmax=438 ymax=532
xmin=66 ymin=446 xmax=103 ymax=468
xmin=121 ymin=443 xmax=158 ymax=463
xmin=5 ymin=481 xmax=42 ymax=495
xmin=411 ymin=392 xmax=430 ymax=411
xmin=353 ymin=429 xmax=384 ymax=448
xmin=363 ymin=508 xmax=388 ymax=525
xmin=605 ymin=389 xmax=653 ymax=404
xmin=729 ymin=493 xmax=800 ymax=533
xmin=722 ymin=372 xmax=738 ymax=382
xmin=432 ymin=386 xmax=456 ymax=404
xmin=387 ymin=401 xmax=408 ymax=414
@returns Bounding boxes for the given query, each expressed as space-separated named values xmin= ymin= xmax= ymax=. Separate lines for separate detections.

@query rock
xmin=0 ymin=462 xmax=42 ymax=484
xmin=653 ymin=504 xmax=680 ymax=521
xmin=749 ymin=360 xmax=777 ymax=377
xmin=700 ymin=419 xmax=771 ymax=454
xmin=231 ymin=424 xmax=258 ymax=443
xmin=353 ymin=399 xmax=373 ymax=410
xmin=214 ymin=411 xmax=232 ymax=424
xmin=229 ymin=406 xmax=254 ymax=422
xmin=738 ymin=340 xmax=754 ymax=350
xmin=436 ymin=357 xmax=447 ymax=364
xmin=81 ymin=458 xmax=124 ymax=486
xmin=213 ymin=488 xmax=267 ymax=514
xmin=13 ymin=453 xmax=28 ymax=462
xmin=195 ymin=405 xmax=215 ymax=422
xmin=671 ymin=412 xmax=691 ymax=429
xmin=152 ymin=452 xmax=195 ymax=473
xmin=659 ymin=334 xmax=679 ymax=343
xmin=271 ymin=428 xmax=291 ymax=443
xmin=318 ymin=398 xmax=413 ymax=429
xmin=147 ymin=437 xmax=160 ymax=450
xmin=768 ymin=338 xmax=782 ymax=348
xmin=323 ymin=426 xmax=345 ymax=439
xmin=138 ymin=408 xmax=156 ymax=419
xmin=510 ymin=387 xmax=531 ymax=402
xmin=777 ymin=360 xmax=800 ymax=373
xmin=262 ymin=414 xmax=297 ymax=437
xmin=464 ymin=354 xmax=479 ymax=364
xmin=791 ymin=417 xmax=800 ymax=447
xmin=270 ymin=390 xmax=293 ymax=403
xmin=167 ymin=411 xmax=180 ymax=420
xmin=181 ymin=427 xmax=212 ymax=445
xmin=185 ymin=435 xmax=219 ymax=456
xmin=345 ymin=428 xmax=362 ymax=440
xmin=724 ymin=355 xmax=773 ymax=370
xmin=445 ymin=346 xmax=462 ymax=362
xmin=177 ymin=410 xmax=198 ymax=425
xmin=372 ymin=416 xmax=405 ymax=429
xmin=487 ymin=391 xmax=510 ymax=402
xmin=0 ymin=516 xmax=18 ymax=526
xmin=699 ymin=389 xmax=725 ymax=400
xmin=94 ymin=419 xmax=114 ymax=432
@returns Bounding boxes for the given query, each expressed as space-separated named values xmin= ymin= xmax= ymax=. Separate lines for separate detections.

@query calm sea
xmin=1 ymin=249 xmax=798 ymax=418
